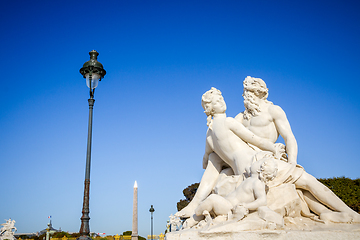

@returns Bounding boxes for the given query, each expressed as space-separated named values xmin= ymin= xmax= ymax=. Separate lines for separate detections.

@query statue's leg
xmin=176 ymin=153 xmax=223 ymax=218
xmin=232 ymin=148 xmax=255 ymax=176
xmin=195 ymin=194 xmax=233 ymax=217
xmin=302 ymin=190 xmax=352 ymax=223
xmin=295 ymin=172 xmax=360 ymax=222
xmin=212 ymin=196 xmax=234 ymax=216
xmin=301 ymin=189 xmax=332 ymax=215
xmin=195 ymin=195 xmax=217 ymax=216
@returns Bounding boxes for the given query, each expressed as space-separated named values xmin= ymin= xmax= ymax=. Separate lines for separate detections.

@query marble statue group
xmin=0 ymin=219 xmax=16 ymax=240
xmin=169 ymin=76 xmax=360 ymax=235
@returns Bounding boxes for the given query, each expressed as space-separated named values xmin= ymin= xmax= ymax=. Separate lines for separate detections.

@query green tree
xmin=177 ymin=183 xmax=199 ymax=211
xmin=52 ymin=232 xmax=70 ymax=238
xmin=31 ymin=233 xmax=46 ymax=240
xmin=318 ymin=177 xmax=360 ymax=213
xmin=70 ymin=233 xmax=81 ymax=238
xmin=122 ymin=231 xmax=146 ymax=240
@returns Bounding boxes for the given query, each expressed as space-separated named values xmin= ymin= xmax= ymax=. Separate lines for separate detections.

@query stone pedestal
xmin=167 ymin=215 xmax=360 ymax=240
xmin=166 ymin=229 xmax=360 ymax=240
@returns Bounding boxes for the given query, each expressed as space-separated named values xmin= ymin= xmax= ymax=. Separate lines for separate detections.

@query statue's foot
xmin=350 ymin=212 xmax=360 ymax=223
xmin=176 ymin=205 xmax=196 ymax=218
xmin=320 ymin=212 xmax=352 ymax=223
xmin=309 ymin=215 xmax=324 ymax=223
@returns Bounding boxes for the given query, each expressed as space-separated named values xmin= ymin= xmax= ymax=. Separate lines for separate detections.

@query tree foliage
xmin=18 ymin=235 xmax=29 ymax=239
xmin=122 ymin=231 xmax=132 ymax=236
xmin=318 ymin=177 xmax=360 ymax=213
xmin=52 ymin=232 xmax=71 ymax=238
xmin=70 ymin=233 xmax=81 ymax=238
xmin=29 ymin=233 xmax=46 ymax=240
xmin=121 ymin=231 xmax=145 ymax=240
xmin=177 ymin=183 xmax=199 ymax=211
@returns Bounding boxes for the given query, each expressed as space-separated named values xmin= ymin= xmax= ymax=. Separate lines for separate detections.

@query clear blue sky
xmin=1 ymin=0 xmax=359 ymax=238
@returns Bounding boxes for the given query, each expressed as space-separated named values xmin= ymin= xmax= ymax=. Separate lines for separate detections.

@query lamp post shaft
xmin=149 ymin=205 xmax=155 ymax=240
xmin=79 ymin=97 xmax=95 ymax=237
xmin=151 ymin=212 xmax=153 ymax=240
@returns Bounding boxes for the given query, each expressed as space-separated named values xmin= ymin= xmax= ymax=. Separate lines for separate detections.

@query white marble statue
xmin=0 ymin=219 xmax=17 ymax=240
xmin=173 ymin=77 xmax=360 ymax=233
xmin=182 ymin=152 xmax=283 ymax=229
xmin=176 ymin=86 xmax=282 ymax=218
xmin=169 ymin=214 xmax=182 ymax=232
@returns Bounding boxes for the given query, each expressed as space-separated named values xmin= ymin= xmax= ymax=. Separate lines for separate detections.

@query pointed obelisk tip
xmin=134 ymin=181 xmax=138 ymax=188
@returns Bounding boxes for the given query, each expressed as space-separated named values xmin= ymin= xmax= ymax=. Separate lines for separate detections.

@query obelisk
xmin=131 ymin=181 xmax=138 ymax=240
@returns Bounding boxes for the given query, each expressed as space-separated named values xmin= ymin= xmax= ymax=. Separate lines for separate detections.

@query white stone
xmin=170 ymin=77 xmax=360 ymax=238
xmin=0 ymin=219 xmax=17 ymax=240
xmin=169 ymin=215 xmax=182 ymax=232
xmin=266 ymin=183 xmax=302 ymax=218
xmin=166 ymin=227 xmax=360 ymax=240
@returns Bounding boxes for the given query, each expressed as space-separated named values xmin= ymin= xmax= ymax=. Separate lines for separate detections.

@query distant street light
xmin=78 ymin=50 xmax=106 ymax=240
xmin=149 ymin=205 xmax=155 ymax=240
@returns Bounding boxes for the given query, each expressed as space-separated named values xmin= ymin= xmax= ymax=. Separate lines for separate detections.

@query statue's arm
xmin=203 ymin=129 xmax=213 ymax=169
xmin=242 ymin=181 xmax=267 ymax=210
xmin=227 ymin=118 xmax=276 ymax=153
xmin=270 ymin=105 xmax=298 ymax=164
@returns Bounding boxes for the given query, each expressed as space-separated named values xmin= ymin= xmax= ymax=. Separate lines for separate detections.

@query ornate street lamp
xmin=78 ymin=50 xmax=106 ymax=240
xmin=149 ymin=205 xmax=155 ymax=240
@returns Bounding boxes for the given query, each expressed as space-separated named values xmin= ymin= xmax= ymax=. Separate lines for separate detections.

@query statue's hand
xmin=274 ymin=143 xmax=286 ymax=160
xmin=232 ymin=204 xmax=249 ymax=221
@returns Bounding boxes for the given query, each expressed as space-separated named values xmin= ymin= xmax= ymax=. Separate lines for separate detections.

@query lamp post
xmin=78 ymin=50 xmax=106 ymax=240
xmin=149 ymin=205 xmax=155 ymax=240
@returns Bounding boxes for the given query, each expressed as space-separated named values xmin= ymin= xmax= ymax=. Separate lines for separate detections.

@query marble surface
xmin=170 ymin=77 xmax=360 ymax=237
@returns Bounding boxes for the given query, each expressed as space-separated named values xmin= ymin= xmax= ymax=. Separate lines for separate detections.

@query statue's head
xmin=201 ymin=87 xmax=226 ymax=129
xmin=202 ymin=87 xmax=226 ymax=115
xmin=242 ymin=76 xmax=272 ymax=120
xmin=251 ymin=152 xmax=278 ymax=183
xmin=202 ymin=87 xmax=226 ymax=127
xmin=243 ymin=76 xmax=268 ymax=100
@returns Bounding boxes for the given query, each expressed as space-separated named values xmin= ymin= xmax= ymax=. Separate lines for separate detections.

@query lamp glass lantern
xmin=85 ymin=73 xmax=101 ymax=89
xmin=80 ymin=50 xmax=106 ymax=95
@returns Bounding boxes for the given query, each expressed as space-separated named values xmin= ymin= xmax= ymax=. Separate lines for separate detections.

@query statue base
xmin=166 ymin=230 xmax=360 ymax=240
xmin=166 ymin=221 xmax=360 ymax=240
